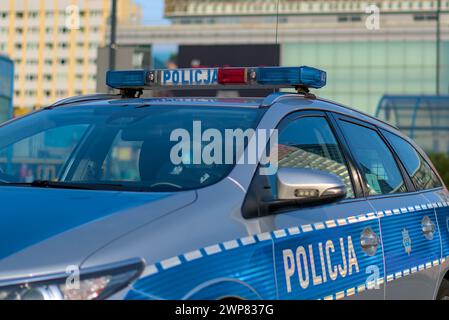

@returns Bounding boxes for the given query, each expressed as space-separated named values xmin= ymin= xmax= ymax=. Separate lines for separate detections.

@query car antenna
xmin=273 ymin=0 xmax=280 ymax=94
xmin=273 ymin=1 xmax=316 ymax=100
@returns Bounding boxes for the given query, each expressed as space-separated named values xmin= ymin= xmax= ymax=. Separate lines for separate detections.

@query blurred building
xmin=0 ymin=55 xmax=14 ymax=123
xmin=96 ymin=45 xmax=152 ymax=93
xmin=377 ymin=95 xmax=449 ymax=154
xmin=0 ymin=0 xmax=141 ymax=116
xmin=117 ymin=0 xmax=449 ymax=115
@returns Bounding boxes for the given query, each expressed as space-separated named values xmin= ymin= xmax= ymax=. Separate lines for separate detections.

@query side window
xmin=382 ymin=130 xmax=442 ymax=190
xmin=338 ymin=120 xmax=407 ymax=196
xmin=276 ymin=116 xmax=355 ymax=198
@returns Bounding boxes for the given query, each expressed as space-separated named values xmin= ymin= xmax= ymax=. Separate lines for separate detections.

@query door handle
xmin=422 ymin=216 xmax=436 ymax=240
xmin=360 ymin=227 xmax=380 ymax=256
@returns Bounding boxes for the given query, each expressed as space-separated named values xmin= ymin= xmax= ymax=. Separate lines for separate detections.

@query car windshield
xmin=0 ymin=104 xmax=264 ymax=192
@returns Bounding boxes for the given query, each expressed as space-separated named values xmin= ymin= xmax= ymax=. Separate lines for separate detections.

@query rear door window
xmin=338 ymin=120 xmax=407 ymax=196
xmin=381 ymin=130 xmax=442 ymax=190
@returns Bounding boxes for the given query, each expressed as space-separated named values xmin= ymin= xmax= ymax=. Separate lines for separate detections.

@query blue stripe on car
xmin=126 ymin=202 xmax=449 ymax=300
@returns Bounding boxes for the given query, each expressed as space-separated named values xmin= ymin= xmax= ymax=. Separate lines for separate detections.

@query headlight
xmin=0 ymin=259 xmax=144 ymax=300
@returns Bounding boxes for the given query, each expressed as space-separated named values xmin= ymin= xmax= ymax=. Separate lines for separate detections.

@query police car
xmin=0 ymin=66 xmax=448 ymax=300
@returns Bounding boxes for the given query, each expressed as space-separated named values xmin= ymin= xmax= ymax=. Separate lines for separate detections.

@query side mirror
xmin=276 ymin=167 xmax=347 ymax=202
xmin=260 ymin=168 xmax=346 ymax=214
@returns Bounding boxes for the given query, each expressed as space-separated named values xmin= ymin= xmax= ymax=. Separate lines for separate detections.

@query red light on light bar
xmin=218 ymin=68 xmax=247 ymax=84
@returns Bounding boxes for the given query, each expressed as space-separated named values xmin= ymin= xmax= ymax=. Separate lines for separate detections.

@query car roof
xmin=261 ymin=93 xmax=400 ymax=132
xmin=50 ymin=92 xmax=398 ymax=131
xmin=44 ymin=91 xmax=429 ymax=161
xmin=51 ymin=95 xmax=264 ymax=109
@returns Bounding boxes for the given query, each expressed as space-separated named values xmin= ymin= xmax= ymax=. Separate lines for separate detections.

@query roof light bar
xmin=106 ymin=66 xmax=326 ymax=91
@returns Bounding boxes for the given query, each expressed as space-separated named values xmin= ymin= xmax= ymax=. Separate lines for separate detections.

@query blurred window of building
xmin=0 ymin=0 xmax=142 ymax=114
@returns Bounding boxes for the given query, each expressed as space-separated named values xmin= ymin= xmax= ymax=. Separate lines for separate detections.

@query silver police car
xmin=0 ymin=66 xmax=448 ymax=300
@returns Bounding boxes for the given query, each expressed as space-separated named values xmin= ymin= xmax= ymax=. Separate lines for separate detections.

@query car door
xmin=334 ymin=115 xmax=442 ymax=300
xmin=379 ymin=128 xmax=447 ymax=298
xmin=243 ymin=110 xmax=385 ymax=300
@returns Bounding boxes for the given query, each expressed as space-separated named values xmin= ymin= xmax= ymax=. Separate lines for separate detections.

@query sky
xmin=134 ymin=0 xmax=169 ymax=25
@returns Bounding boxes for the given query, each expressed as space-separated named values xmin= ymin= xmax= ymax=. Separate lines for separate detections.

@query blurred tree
xmin=169 ymin=53 xmax=178 ymax=65
xmin=429 ymin=153 xmax=449 ymax=187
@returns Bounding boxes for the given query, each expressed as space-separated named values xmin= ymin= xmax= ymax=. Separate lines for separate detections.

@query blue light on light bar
xmin=106 ymin=70 xmax=148 ymax=89
xmin=256 ymin=66 xmax=326 ymax=89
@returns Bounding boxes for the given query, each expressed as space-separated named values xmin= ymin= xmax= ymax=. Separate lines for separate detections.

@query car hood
xmin=0 ymin=186 xmax=196 ymax=280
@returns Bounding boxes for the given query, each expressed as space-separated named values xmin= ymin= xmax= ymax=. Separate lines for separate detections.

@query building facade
xmin=0 ymin=54 xmax=13 ymax=123
xmin=117 ymin=0 xmax=449 ymax=115
xmin=164 ymin=0 xmax=445 ymax=21
xmin=96 ymin=45 xmax=152 ymax=93
xmin=0 ymin=0 xmax=141 ymax=116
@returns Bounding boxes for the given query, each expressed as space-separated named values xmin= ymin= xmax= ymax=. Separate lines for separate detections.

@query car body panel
xmin=86 ymin=97 xmax=389 ymax=300
xmin=272 ymin=199 xmax=385 ymax=300
xmin=272 ymin=208 xmax=385 ymax=300
xmin=0 ymin=187 xmax=171 ymax=261
xmin=0 ymin=189 xmax=196 ymax=281
xmin=368 ymin=193 xmax=442 ymax=299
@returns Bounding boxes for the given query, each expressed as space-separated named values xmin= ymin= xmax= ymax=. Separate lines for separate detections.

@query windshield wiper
xmin=0 ymin=180 xmax=127 ymax=191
